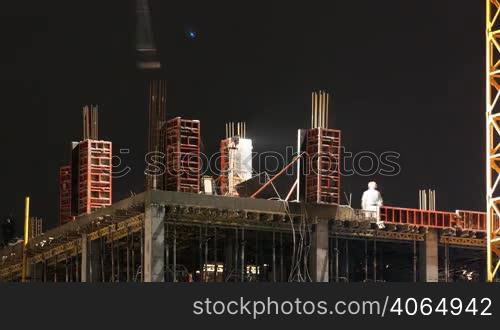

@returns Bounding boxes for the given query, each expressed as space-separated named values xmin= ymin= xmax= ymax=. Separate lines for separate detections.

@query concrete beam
xmin=143 ymin=201 xmax=165 ymax=282
xmin=419 ymin=229 xmax=439 ymax=282
xmin=310 ymin=220 xmax=329 ymax=282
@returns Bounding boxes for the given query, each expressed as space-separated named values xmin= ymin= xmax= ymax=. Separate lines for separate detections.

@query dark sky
xmin=1 ymin=0 xmax=485 ymax=232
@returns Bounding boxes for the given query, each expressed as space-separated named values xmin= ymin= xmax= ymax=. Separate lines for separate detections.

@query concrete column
xmin=90 ymin=239 xmax=102 ymax=282
xmin=310 ymin=220 xmax=329 ymax=282
xmin=144 ymin=202 xmax=165 ymax=282
xmin=419 ymin=229 xmax=439 ymax=282
xmin=81 ymin=234 xmax=88 ymax=282
xmin=80 ymin=237 xmax=102 ymax=282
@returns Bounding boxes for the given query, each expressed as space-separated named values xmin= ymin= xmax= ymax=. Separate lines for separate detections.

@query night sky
xmin=1 ymin=1 xmax=485 ymax=233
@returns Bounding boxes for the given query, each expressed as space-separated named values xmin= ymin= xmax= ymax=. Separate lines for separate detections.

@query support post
xmin=335 ymin=235 xmax=339 ymax=282
xmin=173 ymin=220 xmax=177 ymax=282
xmin=419 ymin=229 xmax=439 ymax=282
xmin=199 ymin=226 xmax=203 ymax=281
xmin=272 ymin=230 xmax=276 ymax=282
xmin=240 ymin=228 xmax=245 ymax=282
xmin=413 ymin=239 xmax=417 ymax=282
xmin=126 ymin=228 xmax=131 ymax=282
xmin=89 ymin=237 xmax=101 ymax=283
xmin=224 ymin=230 xmax=234 ymax=281
xmin=445 ymin=243 xmax=450 ymax=283
xmin=143 ymin=201 xmax=165 ymax=282
xmin=345 ymin=240 xmax=349 ymax=281
xmin=310 ymin=220 xmax=329 ymax=282
xmin=165 ymin=223 xmax=169 ymax=281
xmin=280 ymin=232 xmax=284 ymax=282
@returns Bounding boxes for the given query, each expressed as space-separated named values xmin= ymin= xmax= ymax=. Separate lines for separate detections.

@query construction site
xmin=1 ymin=0 xmax=500 ymax=283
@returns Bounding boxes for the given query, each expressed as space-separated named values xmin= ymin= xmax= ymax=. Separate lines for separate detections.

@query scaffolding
xmin=300 ymin=90 xmax=341 ymax=205
xmin=59 ymin=165 xmax=72 ymax=224
xmin=72 ymin=140 xmax=113 ymax=214
xmin=164 ymin=117 xmax=201 ymax=193
xmin=304 ymin=128 xmax=341 ymax=204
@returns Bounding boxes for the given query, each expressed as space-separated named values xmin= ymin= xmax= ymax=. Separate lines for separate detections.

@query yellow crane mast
xmin=485 ymin=0 xmax=500 ymax=282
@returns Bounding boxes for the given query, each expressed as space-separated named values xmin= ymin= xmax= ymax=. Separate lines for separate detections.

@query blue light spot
xmin=188 ymin=31 xmax=197 ymax=39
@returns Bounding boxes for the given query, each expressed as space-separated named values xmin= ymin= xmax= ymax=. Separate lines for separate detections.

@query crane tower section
xmin=485 ymin=0 xmax=500 ymax=281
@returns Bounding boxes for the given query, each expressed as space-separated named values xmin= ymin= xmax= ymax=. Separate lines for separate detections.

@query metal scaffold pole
xmin=131 ymin=232 xmax=136 ymax=282
xmin=373 ymin=235 xmax=377 ymax=282
xmin=213 ymin=226 xmax=217 ymax=282
xmin=173 ymin=220 xmax=177 ymax=282
xmin=89 ymin=236 xmax=93 ymax=283
xmin=364 ymin=239 xmax=368 ymax=282
xmin=445 ymin=242 xmax=450 ymax=283
xmin=126 ymin=228 xmax=131 ymax=282
xmin=280 ymin=232 xmax=284 ymax=282
xmin=272 ymin=230 xmax=276 ymax=282
xmin=111 ymin=234 xmax=115 ymax=282
xmin=140 ymin=227 xmax=144 ymax=282
xmin=335 ymin=235 xmax=339 ymax=283
xmin=204 ymin=224 xmax=208 ymax=281
xmin=345 ymin=240 xmax=349 ymax=282
xmin=65 ymin=253 xmax=69 ymax=282
xmin=100 ymin=237 xmax=105 ymax=282
xmin=199 ymin=226 xmax=203 ymax=282
xmin=75 ymin=246 xmax=80 ymax=282
xmin=241 ymin=228 xmax=245 ymax=282
xmin=165 ymin=222 xmax=169 ymax=281
xmin=413 ymin=239 xmax=417 ymax=282
xmin=117 ymin=240 xmax=120 ymax=282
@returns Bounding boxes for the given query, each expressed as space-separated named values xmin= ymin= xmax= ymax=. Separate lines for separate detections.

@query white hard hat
xmin=368 ymin=181 xmax=377 ymax=189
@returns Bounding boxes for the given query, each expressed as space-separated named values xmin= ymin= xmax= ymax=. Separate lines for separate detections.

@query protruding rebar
xmin=311 ymin=90 xmax=331 ymax=129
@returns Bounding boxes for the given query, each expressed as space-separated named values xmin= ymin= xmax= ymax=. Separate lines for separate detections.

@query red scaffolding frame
xmin=304 ymin=128 xmax=341 ymax=204
xmin=219 ymin=138 xmax=230 ymax=195
xmin=164 ymin=117 xmax=201 ymax=193
xmin=59 ymin=165 xmax=72 ymax=224
xmin=379 ymin=206 xmax=500 ymax=233
xmin=76 ymin=140 xmax=112 ymax=214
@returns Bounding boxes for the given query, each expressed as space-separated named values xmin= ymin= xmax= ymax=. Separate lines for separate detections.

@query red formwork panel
xmin=380 ymin=207 xmax=496 ymax=233
xmin=304 ymin=128 xmax=341 ymax=204
xmin=219 ymin=138 xmax=230 ymax=195
xmin=164 ymin=117 xmax=201 ymax=193
xmin=455 ymin=210 xmax=500 ymax=232
xmin=455 ymin=210 xmax=486 ymax=231
xmin=59 ymin=165 xmax=72 ymax=224
xmin=379 ymin=206 xmax=455 ymax=229
xmin=77 ymin=140 xmax=112 ymax=214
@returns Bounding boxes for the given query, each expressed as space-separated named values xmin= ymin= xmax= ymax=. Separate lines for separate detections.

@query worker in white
xmin=361 ymin=181 xmax=384 ymax=228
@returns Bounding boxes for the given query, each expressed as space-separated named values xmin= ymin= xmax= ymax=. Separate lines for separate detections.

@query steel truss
xmin=486 ymin=0 xmax=500 ymax=281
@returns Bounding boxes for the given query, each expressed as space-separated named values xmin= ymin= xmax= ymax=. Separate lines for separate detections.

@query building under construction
xmin=1 ymin=0 xmax=499 ymax=283
xmin=0 ymin=86 xmax=493 ymax=282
